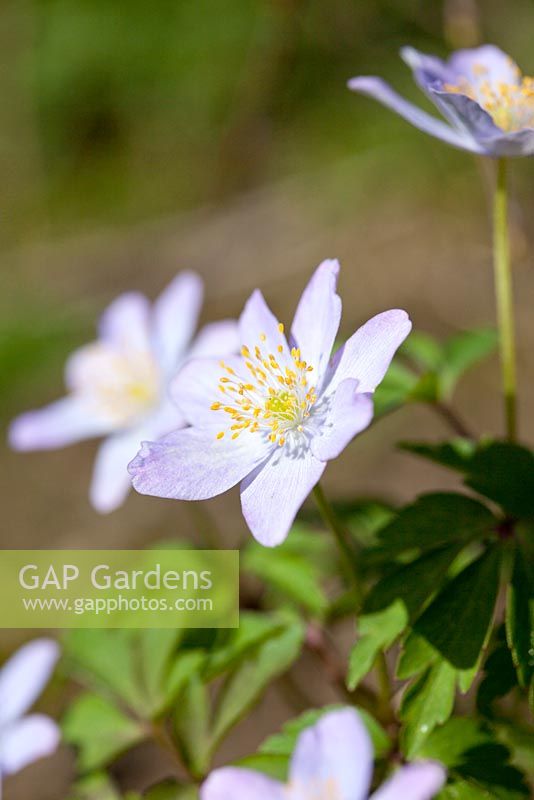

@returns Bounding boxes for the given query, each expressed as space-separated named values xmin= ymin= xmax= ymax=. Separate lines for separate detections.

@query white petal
xmin=201 ymin=768 xmax=284 ymax=800
xmin=0 ymin=640 xmax=59 ymax=726
xmin=188 ymin=320 xmax=240 ymax=360
xmin=239 ymin=291 xmax=292 ymax=370
xmin=327 ymin=310 xmax=412 ymax=394
xmin=8 ymin=396 xmax=112 ymax=451
xmin=0 ymin=715 xmax=60 ymax=776
xmin=152 ymin=271 xmax=204 ymax=372
xmin=371 ymin=762 xmax=446 ymax=800
xmin=289 ymin=708 xmax=373 ymax=800
xmin=290 ymin=259 xmax=342 ymax=386
xmin=170 ymin=356 xmax=243 ymax=430
xmin=130 ymin=427 xmax=269 ymax=501
xmin=98 ymin=292 xmax=152 ymax=352
xmin=240 ymin=445 xmax=325 ymax=546
xmin=90 ymin=402 xmax=186 ymax=513
xmin=312 ymin=382 xmax=374 ymax=462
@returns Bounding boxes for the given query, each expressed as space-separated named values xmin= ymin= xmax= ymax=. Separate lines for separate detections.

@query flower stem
xmin=312 ymin=482 xmax=393 ymax=719
xmin=313 ymin=482 xmax=361 ymax=603
xmin=493 ymin=158 xmax=518 ymax=440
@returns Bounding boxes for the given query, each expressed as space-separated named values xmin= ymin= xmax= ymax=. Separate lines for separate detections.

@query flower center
xmin=73 ymin=343 xmax=160 ymax=425
xmin=286 ymin=777 xmax=342 ymax=800
xmin=211 ymin=323 xmax=317 ymax=447
xmin=444 ymin=61 xmax=534 ymax=131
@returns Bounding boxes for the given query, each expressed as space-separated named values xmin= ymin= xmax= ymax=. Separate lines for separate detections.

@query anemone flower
xmin=0 ymin=639 xmax=60 ymax=796
xmin=129 ymin=260 xmax=411 ymax=545
xmin=201 ymin=708 xmax=446 ymax=800
xmin=349 ymin=45 xmax=534 ymax=157
xmin=9 ymin=272 xmax=238 ymax=513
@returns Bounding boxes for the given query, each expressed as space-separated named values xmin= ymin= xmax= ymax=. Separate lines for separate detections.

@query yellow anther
xmin=217 ymin=431 xmax=225 ymax=439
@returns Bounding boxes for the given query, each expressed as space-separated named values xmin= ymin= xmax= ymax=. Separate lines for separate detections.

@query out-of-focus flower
xmin=0 ymin=639 xmax=60 ymax=793
xmin=349 ymin=45 xmax=534 ymax=157
xmin=9 ymin=273 xmax=239 ymax=513
xmin=200 ymin=707 xmax=446 ymax=800
xmin=129 ymin=260 xmax=411 ymax=545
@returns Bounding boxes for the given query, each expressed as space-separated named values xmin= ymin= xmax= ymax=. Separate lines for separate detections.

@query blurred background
xmin=2 ymin=0 xmax=534 ymax=796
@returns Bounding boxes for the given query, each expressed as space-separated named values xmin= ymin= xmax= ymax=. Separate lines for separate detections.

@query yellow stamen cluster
xmin=444 ymin=60 xmax=534 ymax=132
xmin=211 ymin=323 xmax=316 ymax=447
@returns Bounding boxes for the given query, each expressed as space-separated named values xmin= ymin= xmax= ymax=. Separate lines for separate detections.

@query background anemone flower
xmin=349 ymin=45 xmax=534 ymax=157
xmin=200 ymin=707 xmax=446 ymax=800
xmin=0 ymin=639 xmax=60 ymax=796
xmin=129 ymin=259 xmax=411 ymax=546
xmin=9 ymin=272 xmax=239 ymax=513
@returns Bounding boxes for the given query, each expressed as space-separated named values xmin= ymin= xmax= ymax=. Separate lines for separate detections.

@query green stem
xmin=493 ymin=158 xmax=518 ymax=440
xmin=313 ymin=482 xmax=361 ymax=602
xmin=312 ymin=482 xmax=393 ymax=718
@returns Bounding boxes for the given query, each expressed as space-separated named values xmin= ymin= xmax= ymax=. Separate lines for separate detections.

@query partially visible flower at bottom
xmin=129 ymin=259 xmax=411 ymax=545
xmin=0 ymin=639 xmax=60 ymax=794
xmin=9 ymin=271 xmax=239 ymax=513
xmin=200 ymin=708 xmax=446 ymax=800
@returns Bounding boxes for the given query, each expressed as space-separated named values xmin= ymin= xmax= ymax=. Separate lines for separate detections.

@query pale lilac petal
xmin=9 ymin=397 xmax=112 ymax=451
xmin=240 ymin=446 xmax=325 ymax=546
xmin=201 ymin=768 xmax=284 ymax=800
xmin=476 ymin=127 xmax=534 ymax=157
xmin=428 ymin=89 xmax=501 ymax=139
xmin=289 ymin=709 xmax=373 ymax=800
xmin=98 ymin=292 xmax=151 ymax=352
xmin=239 ymin=291 xmax=291 ymax=368
xmin=152 ymin=272 xmax=204 ymax=372
xmin=400 ymin=47 xmax=453 ymax=86
xmin=290 ymin=259 xmax=342 ymax=386
xmin=90 ymin=402 xmax=187 ymax=513
xmin=129 ymin=427 xmax=269 ymax=501
xmin=347 ymin=77 xmax=483 ymax=153
xmin=0 ymin=640 xmax=59 ymax=727
xmin=90 ymin=431 xmax=142 ymax=513
xmin=371 ymin=762 xmax=446 ymax=800
xmin=327 ymin=310 xmax=412 ymax=395
xmin=170 ymin=356 xmax=243 ymax=430
xmin=0 ymin=715 xmax=60 ymax=776
xmin=448 ymin=45 xmax=521 ymax=85
xmin=188 ymin=320 xmax=240 ymax=360
xmin=311 ymin=382 xmax=373 ymax=462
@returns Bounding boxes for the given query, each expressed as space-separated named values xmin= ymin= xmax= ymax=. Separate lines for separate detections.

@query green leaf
xmin=400 ymin=659 xmax=457 ymax=758
xmin=234 ymin=753 xmax=289 ymax=781
xmin=259 ymin=705 xmax=391 ymax=760
xmin=506 ymin=534 xmax=534 ymax=688
xmin=62 ymin=693 xmax=146 ymax=771
xmin=373 ymin=360 xmax=419 ymax=416
xmin=144 ymin=782 xmax=198 ymax=800
xmin=68 ymin=772 xmax=127 ymax=800
xmin=211 ymin=616 xmax=304 ymax=747
xmin=439 ymin=328 xmax=498 ymax=399
xmin=139 ymin=630 xmax=183 ymax=709
xmin=364 ymin=543 xmax=464 ymax=620
xmin=400 ymin=439 xmax=477 ymax=472
xmin=347 ymin=601 xmax=407 ymax=690
xmin=243 ymin=538 xmax=328 ymax=616
xmin=464 ymin=443 xmax=534 ymax=518
xmin=173 ymin=676 xmax=211 ymax=780
xmin=372 ymin=493 xmax=494 ymax=560
xmin=203 ymin=613 xmax=286 ymax=680
xmin=396 ymin=631 xmax=438 ymax=680
xmin=477 ymin=641 xmax=517 ymax=717
xmin=414 ymin=547 xmax=501 ymax=669
xmin=401 ymin=331 xmax=444 ymax=371
xmin=163 ymin=651 xmax=205 ymax=714
xmin=63 ymin=630 xmax=148 ymax=715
